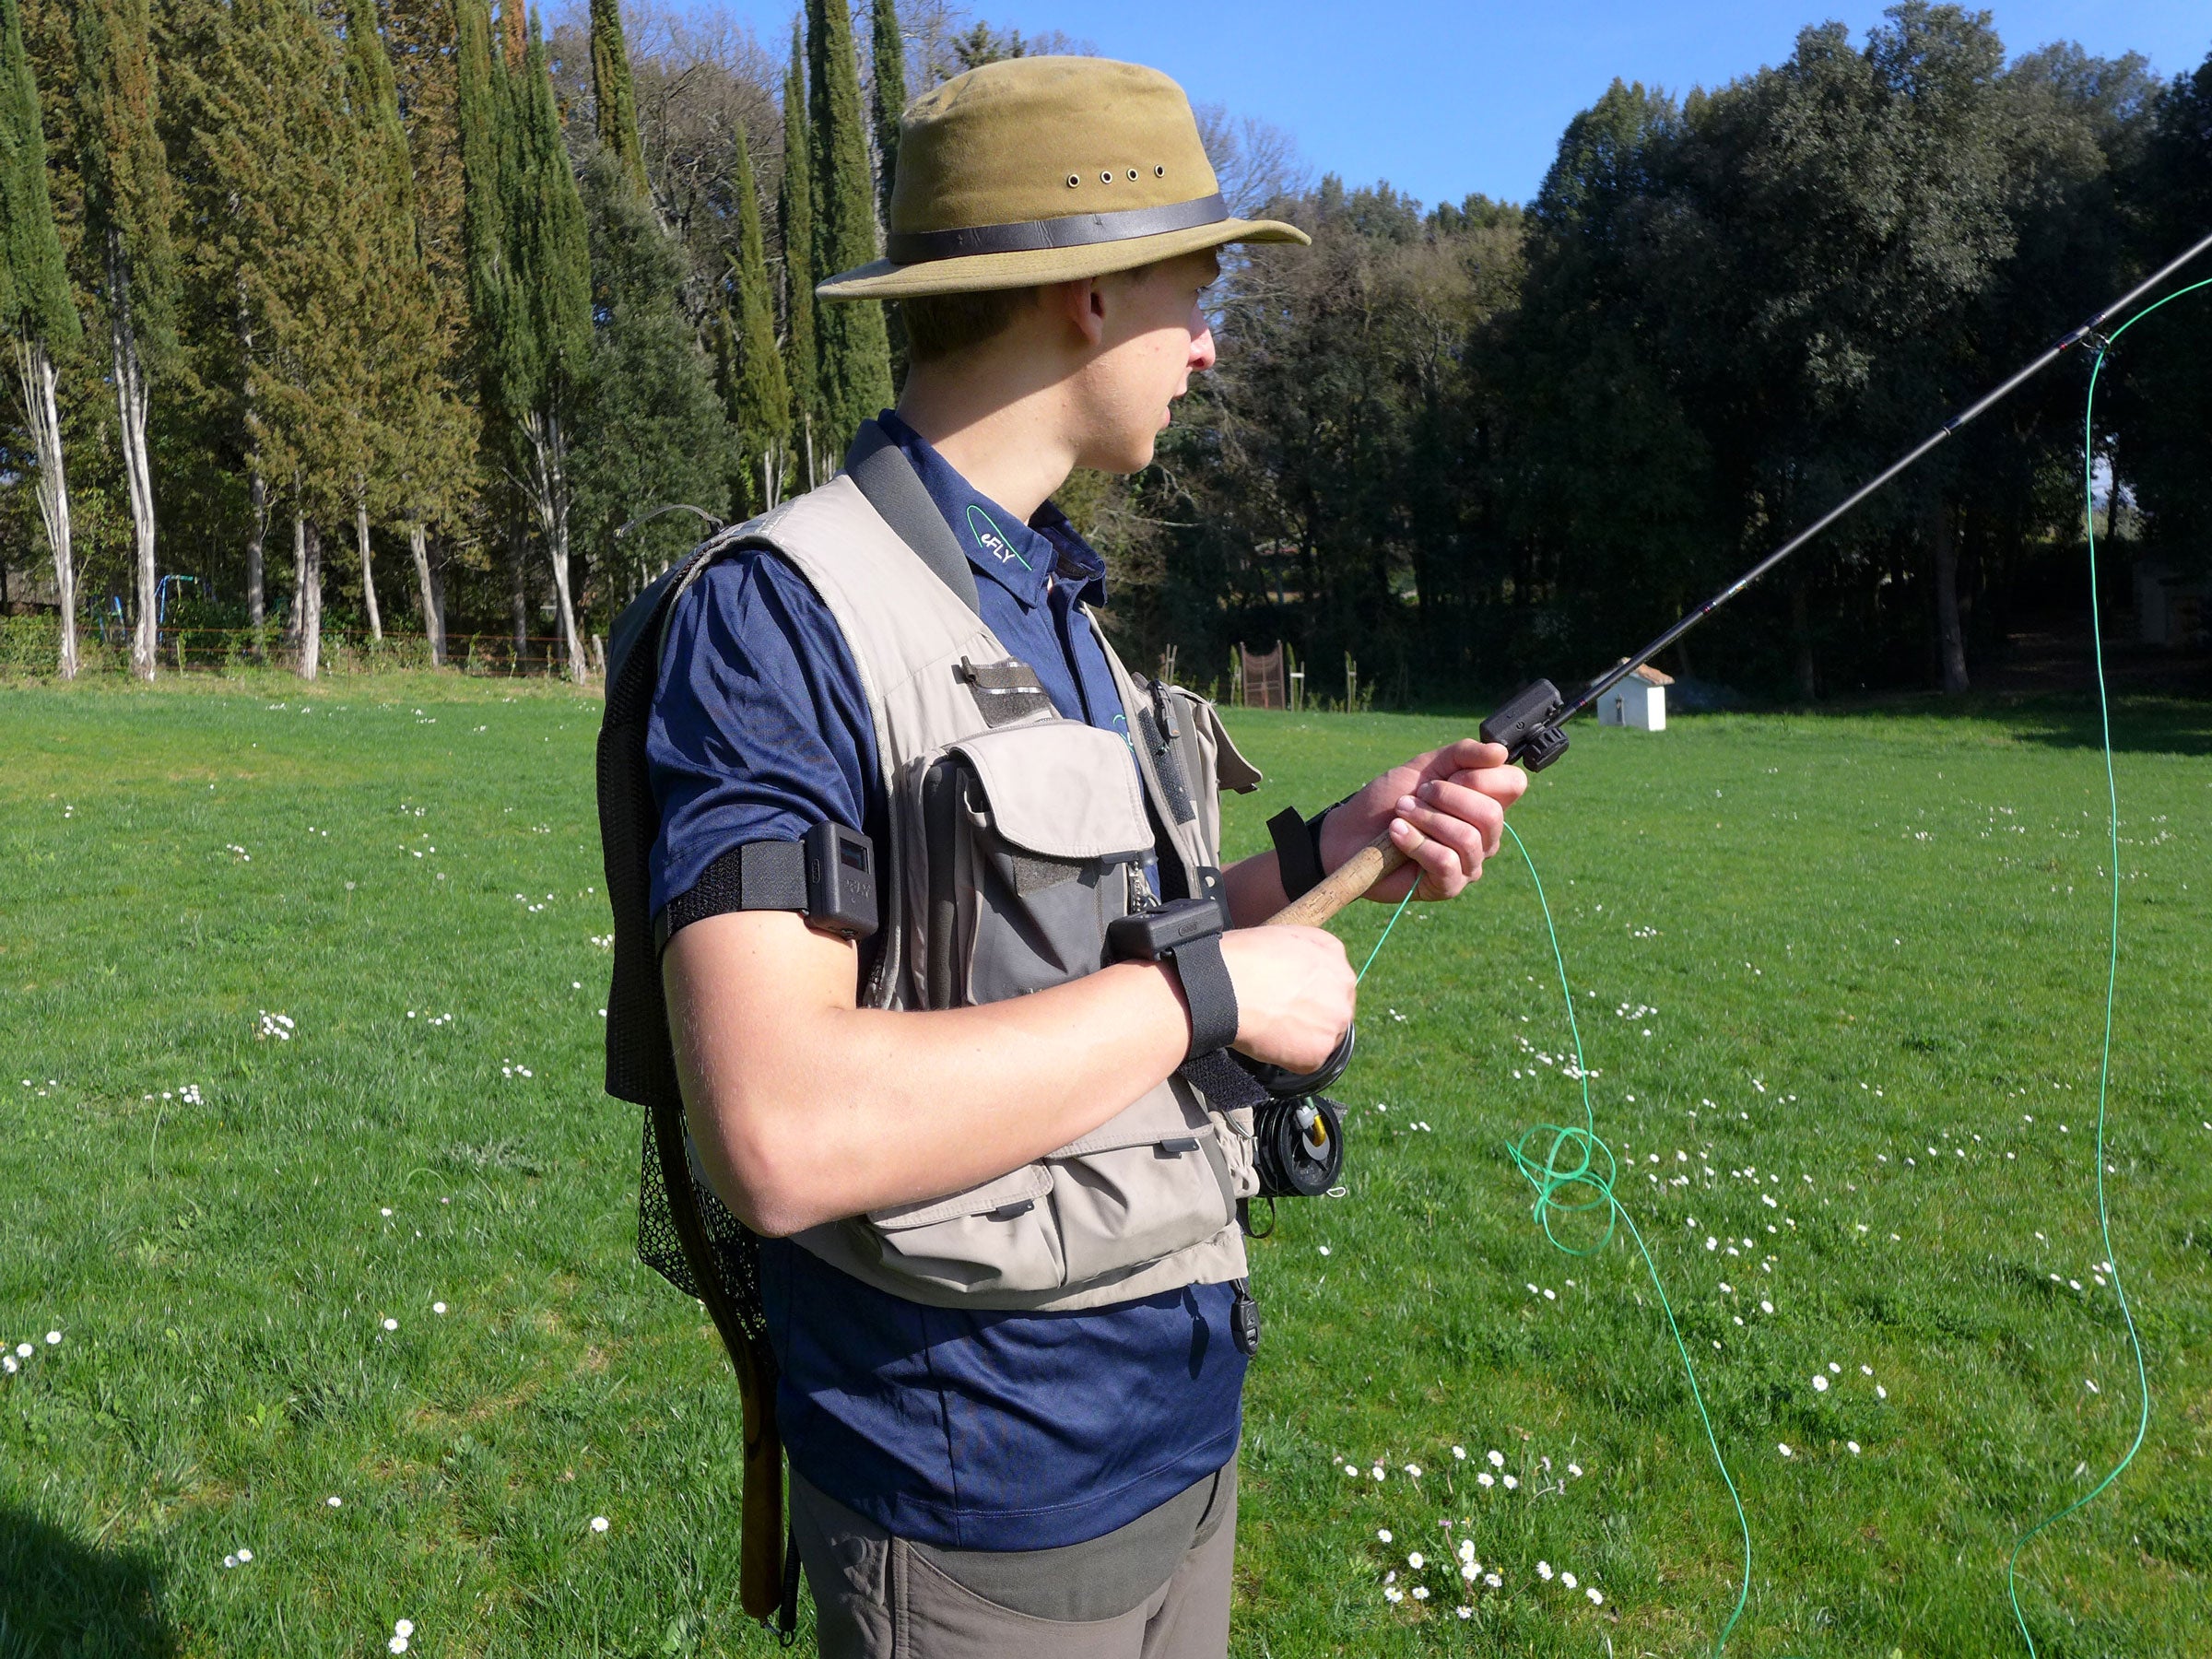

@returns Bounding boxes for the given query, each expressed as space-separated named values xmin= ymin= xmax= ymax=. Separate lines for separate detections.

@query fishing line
xmin=2001 ymin=272 xmax=2211 ymax=1656
xmin=1347 ymin=277 xmax=2208 ymax=1653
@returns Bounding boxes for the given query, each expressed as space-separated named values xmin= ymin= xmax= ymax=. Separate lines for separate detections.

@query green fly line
xmin=1347 ymin=277 xmax=2208 ymax=1654
xmin=1998 ymin=272 xmax=2212 ymax=1655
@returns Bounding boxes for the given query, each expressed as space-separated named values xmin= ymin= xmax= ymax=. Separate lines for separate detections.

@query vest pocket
xmin=865 ymin=1163 xmax=1066 ymax=1295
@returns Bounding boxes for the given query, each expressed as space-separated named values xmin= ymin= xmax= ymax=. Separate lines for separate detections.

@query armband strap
xmin=1164 ymin=932 xmax=1239 ymax=1056
xmin=655 ymin=823 xmax=878 ymax=952
xmin=1270 ymin=793 xmax=1356 ymax=902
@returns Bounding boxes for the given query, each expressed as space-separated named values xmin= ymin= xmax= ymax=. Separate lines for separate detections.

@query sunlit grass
xmin=3 ymin=676 xmax=2206 ymax=1656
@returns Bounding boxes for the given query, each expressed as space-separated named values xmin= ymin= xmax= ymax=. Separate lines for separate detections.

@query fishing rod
xmin=1265 ymin=226 xmax=2212 ymax=932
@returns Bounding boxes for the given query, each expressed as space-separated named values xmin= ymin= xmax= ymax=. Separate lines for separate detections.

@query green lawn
xmin=3 ymin=671 xmax=2206 ymax=1657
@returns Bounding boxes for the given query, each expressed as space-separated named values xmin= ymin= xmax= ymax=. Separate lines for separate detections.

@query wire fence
xmin=0 ymin=616 xmax=598 ymax=680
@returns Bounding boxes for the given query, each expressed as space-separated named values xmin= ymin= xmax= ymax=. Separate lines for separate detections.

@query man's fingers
xmin=1389 ymin=811 xmax=1477 ymax=898
xmin=1421 ymin=737 xmax=1510 ymax=780
xmin=1412 ymin=778 xmax=1505 ymax=855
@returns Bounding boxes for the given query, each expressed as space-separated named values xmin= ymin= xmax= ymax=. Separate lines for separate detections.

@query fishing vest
xmin=600 ymin=425 xmax=1266 ymax=1316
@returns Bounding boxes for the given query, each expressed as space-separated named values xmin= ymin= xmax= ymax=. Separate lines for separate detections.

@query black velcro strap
xmin=958 ymin=656 xmax=1055 ymax=728
xmin=656 ymin=841 xmax=810 ymax=952
xmin=1268 ymin=806 xmax=1324 ymax=900
xmin=1165 ymin=932 xmax=1239 ymax=1056
xmin=1178 ymin=1047 xmax=1269 ymax=1111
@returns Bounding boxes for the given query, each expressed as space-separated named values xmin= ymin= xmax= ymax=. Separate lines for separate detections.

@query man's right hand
xmin=1219 ymin=924 xmax=1356 ymax=1074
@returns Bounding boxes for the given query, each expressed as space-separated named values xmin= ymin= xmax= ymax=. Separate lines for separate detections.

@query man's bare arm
xmin=665 ymin=910 xmax=1354 ymax=1238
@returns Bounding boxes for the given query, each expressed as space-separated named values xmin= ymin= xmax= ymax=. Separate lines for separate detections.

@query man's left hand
xmin=1317 ymin=738 xmax=1530 ymax=902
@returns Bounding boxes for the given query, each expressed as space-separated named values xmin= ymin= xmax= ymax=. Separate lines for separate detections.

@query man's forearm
xmin=665 ymin=911 xmax=1192 ymax=1237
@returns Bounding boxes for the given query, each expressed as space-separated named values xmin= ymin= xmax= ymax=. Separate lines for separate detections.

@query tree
xmin=588 ymin=0 xmax=647 ymax=197
xmin=573 ymin=148 xmax=732 ymax=597
xmin=868 ymin=0 xmax=903 ymax=233
xmin=716 ymin=123 xmax=791 ymax=516
xmin=72 ymin=0 xmax=174 ymax=681
xmin=778 ymin=17 xmax=818 ymax=482
xmin=0 ymin=0 xmax=81 ymax=676
xmin=806 ymin=0 xmax=890 ymax=455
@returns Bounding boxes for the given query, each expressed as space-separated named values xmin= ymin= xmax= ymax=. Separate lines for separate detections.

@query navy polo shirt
xmin=645 ymin=412 xmax=1246 ymax=1550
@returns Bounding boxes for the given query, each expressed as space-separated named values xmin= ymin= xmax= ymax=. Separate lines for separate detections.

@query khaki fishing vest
xmin=662 ymin=471 xmax=1265 ymax=1313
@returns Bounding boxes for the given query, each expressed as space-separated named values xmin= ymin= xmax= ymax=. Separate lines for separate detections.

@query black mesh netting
xmin=636 ymin=1107 xmax=767 ymax=1344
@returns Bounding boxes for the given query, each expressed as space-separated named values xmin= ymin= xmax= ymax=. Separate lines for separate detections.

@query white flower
xmin=237 ymin=1548 xmax=253 ymax=1562
xmin=1342 ymin=1464 xmax=1358 ymax=1477
xmin=1487 ymin=1449 xmax=1504 ymax=1468
xmin=326 ymin=1496 xmax=342 ymax=1508
xmin=1452 ymin=1445 xmax=1466 ymax=1460
xmin=591 ymin=1515 xmax=609 ymax=1534
xmin=1371 ymin=1466 xmax=1385 ymax=1481
xmin=1828 ymin=1361 xmax=1841 ymax=1374
xmin=1461 ymin=1562 xmax=1478 ymax=1581
xmin=1562 ymin=1571 xmax=1578 ymax=1589
xmin=1411 ymin=1586 xmax=1430 ymax=1601
xmin=433 ymin=1301 xmax=447 ymax=1315
xmin=1458 ymin=1606 xmax=1473 ymax=1618
xmin=1568 ymin=1462 xmax=1583 ymax=1477
xmin=223 ymin=1555 xmax=238 ymax=1570
xmin=380 ymin=1207 xmax=393 ymax=1218
xmin=1477 ymin=1472 xmax=1494 ymax=1488
xmin=1586 ymin=1585 xmax=1604 ymax=1605
xmin=1407 ymin=1552 xmax=1424 ymax=1570
xmin=1778 ymin=1443 xmax=1793 ymax=1457
xmin=1317 ymin=1245 xmax=1330 ymax=1256
xmin=1501 ymin=1475 xmax=1518 ymax=1489
xmin=2085 ymin=1379 xmax=2100 ymax=1394
xmin=1377 ymin=1529 xmax=1393 ymax=1544
xmin=394 ymin=1620 xmax=414 ymax=1639
xmin=1537 ymin=1560 xmax=1553 ymax=1580
xmin=1812 ymin=1376 xmax=1829 ymax=1393
xmin=1485 ymin=1571 xmax=1502 ymax=1587
xmin=14 ymin=1344 xmax=30 ymax=1359
xmin=1382 ymin=1586 xmax=1403 ymax=1604
xmin=382 ymin=1318 xmax=398 ymax=1332
xmin=1759 ymin=1300 xmax=1774 ymax=1314
xmin=389 ymin=1640 xmax=408 ymax=1654
xmin=1457 ymin=1539 xmax=1476 ymax=1562
xmin=1876 ymin=1384 xmax=1888 ymax=1400
xmin=1404 ymin=1464 xmax=1422 ymax=1477
xmin=1847 ymin=1441 xmax=1862 ymax=1455
xmin=1861 ymin=1364 xmax=1873 ymax=1376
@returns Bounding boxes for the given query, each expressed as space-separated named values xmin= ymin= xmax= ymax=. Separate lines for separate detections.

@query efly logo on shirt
xmin=965 ymin=503 xmax=1032 ymax=571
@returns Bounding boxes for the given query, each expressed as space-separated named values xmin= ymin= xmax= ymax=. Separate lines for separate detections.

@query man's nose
xmin=1188 ymin=323 xmax=1217 ymax=373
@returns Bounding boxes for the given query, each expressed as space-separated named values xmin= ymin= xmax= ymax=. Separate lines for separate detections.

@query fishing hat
xmin=815 ymin=56 xmax=1309 ymax=300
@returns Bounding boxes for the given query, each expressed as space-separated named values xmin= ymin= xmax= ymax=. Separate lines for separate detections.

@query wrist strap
xmin=1164 ymin=933 xmax=1240 ymax=1056
xmin=1268 ymin=806 xmax=1325 ymax=900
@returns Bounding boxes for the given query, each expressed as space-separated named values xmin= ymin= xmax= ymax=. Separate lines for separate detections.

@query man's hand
xmin=1218 ymin=925 xmax=1355 ymax=1074
xmin=1320 ymin=737 xmax=1530 ymax=902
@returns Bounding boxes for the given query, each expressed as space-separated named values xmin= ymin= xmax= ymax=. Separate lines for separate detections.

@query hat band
xmin=887 ymin=193 xmax=1229 ymax=265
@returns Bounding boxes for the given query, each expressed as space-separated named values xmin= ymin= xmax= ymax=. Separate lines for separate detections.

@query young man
xmin=625 ymin=55 xmax=1526 ymax=1657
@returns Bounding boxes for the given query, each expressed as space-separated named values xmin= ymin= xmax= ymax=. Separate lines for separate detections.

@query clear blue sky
xmin=670 ymin=1 xmax=2209 ymax=209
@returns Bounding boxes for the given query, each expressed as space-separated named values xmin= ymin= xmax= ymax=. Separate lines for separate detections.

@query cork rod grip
xmin=1265 ymin=829 xmax=1409 ymax=928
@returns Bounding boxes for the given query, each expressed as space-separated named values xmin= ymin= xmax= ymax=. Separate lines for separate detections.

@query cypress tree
xmin=807 ymin=0 xmax=892 ymax=455
xmin=0 ymin=0 xmax=83 ymax=676
xmin=718 ymin=123 xmax=790 ymax=515
xmin=588 ymin=0 xmax=647 ymax=197
xmin=73 ymin=0 xmax=176 ymax=681
xmin=777 ymin=18 xmax=818 ymax=478
xmin=868 ymin=0 xmax=904 ymax=232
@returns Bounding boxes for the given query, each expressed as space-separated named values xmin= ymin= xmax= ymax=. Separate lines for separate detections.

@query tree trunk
xmin=245 ymin=463 xmax=267 ymax=630
xmin=523 ymin=408 xmax=588 ymax=683
xmin=1789 ymin=571 xmax=1816 ymax=701
xmin=14 ymin=338 xmax=77 ymax=680
xmin=356 ymin=495 xmax=382 ymax=641
xmin=408 ymin=519 xmax=442 ymax=665
xmin=107 ymin=230 xmax=159 ymax=682
xmin=297 ymin=514 xmax=323 ymax=680
xmin=508 ymin=519 xmax=528 ymax=667
xmin=1932 ymin=497 xmax=1969 ymax=694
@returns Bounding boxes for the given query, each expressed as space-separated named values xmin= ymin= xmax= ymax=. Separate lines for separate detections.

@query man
xmin=620 ymin=55 xmax=1526 ymax=1657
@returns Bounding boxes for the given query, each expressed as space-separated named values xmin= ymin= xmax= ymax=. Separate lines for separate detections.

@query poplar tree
xmin=588 ymin=0 xmax=647 ymax=197
xmin=73 ymin=0 xmax=175 ymax=681
xmin=777 ymin=18 xmax=818 ymax=482
xmin=717 ymin=124 xmax=790 ymax=514
xmin=0 ymin=0 xmax=82 ymax=677
xmin=806 ymin=0 xmax=892 ymax=455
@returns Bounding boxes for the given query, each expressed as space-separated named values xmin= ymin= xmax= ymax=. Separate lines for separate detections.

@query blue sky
xmin=666 ymin=1 xmax=2209 ymax=209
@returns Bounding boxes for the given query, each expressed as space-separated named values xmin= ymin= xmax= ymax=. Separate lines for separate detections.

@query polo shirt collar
xmin=873 ymin=410 xmax=1108 ymax=611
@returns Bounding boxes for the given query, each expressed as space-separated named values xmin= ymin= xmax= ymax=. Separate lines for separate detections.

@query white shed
xmin=1597 ymin=664 xmax=1671 ymax=730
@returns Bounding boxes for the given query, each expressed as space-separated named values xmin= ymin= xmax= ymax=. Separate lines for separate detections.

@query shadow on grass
xmin=1735 ymin=690 xmax=2212 ymax=756
xmin=0 ymin=1505 xmax=173 ymax=1659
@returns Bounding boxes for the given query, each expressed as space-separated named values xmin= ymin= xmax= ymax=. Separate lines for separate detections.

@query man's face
xmin=1074 ymin=249 xmax=1220 ymax=473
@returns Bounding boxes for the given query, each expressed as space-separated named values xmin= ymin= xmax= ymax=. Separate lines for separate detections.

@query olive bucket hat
xmin=815 ymin=56 xmax=1309 ymax=300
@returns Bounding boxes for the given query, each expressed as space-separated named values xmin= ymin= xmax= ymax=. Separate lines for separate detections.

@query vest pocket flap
xmin=948 ymin=724 xmax=1152 ymax=861
xmin=1182 ymin=692 xmax=1264 ymax=794
xmin=1049 ymin=1081 xmax=1210 ymax=1159
xmin=867 ymin=1161 xmax=1054 ymax=1232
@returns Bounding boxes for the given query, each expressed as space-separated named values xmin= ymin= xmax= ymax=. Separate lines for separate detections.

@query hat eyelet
xmin=1066 ymin=173 xmax=1080 ymax=188
xmin=1127 ymin=168 xmax=1138 ymax=181
xmin=1100 ymin=171 xmax=1113 ymax=184
xmin=1154 ymin=165 xmax=1165 ymax=177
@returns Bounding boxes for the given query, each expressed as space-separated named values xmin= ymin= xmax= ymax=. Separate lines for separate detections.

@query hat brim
xmin=815 ymin=216 xmax=1311 ymax=300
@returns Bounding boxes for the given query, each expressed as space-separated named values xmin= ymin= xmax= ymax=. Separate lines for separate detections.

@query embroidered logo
xmin=966 ymin=503 xmax=1031 ymax=571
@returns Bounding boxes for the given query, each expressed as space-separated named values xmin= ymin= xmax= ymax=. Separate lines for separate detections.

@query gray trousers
xmin=789 ymin=1461 xmax=1237 ymax=1659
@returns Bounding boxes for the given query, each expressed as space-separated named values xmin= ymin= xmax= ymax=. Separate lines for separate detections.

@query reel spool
xmin=1243 ymin=1021 xmax=1356 ymax=1100
xmin=1254 ymin=1095 xmax=1345 ymax=1198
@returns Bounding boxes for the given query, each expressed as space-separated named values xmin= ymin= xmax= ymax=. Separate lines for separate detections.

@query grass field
xmin=4 ymin=670 xmax=2208 ymax=1658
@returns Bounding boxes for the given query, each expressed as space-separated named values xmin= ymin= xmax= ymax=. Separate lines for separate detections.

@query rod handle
xmin=1265 ymin=829 xmax=1409 ymax=928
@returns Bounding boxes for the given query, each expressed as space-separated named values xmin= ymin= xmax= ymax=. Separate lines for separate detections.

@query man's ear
xmin=1052 ymin=276 xmax=1107 ymax=348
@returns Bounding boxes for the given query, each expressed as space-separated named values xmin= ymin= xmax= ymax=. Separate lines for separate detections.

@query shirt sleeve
xmin=645 ymin=549 xmax=881 ymax=920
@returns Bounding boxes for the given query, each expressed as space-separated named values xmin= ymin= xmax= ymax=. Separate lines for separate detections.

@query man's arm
xmin=665 ymin=912 xmax=1355 ymax=1238
xmin=1220 ymin=737 xmax=1530 ymax=927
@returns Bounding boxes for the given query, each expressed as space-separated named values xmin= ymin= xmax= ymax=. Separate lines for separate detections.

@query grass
xmin=3 ymin=669 xmax=2207 ymax=1657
